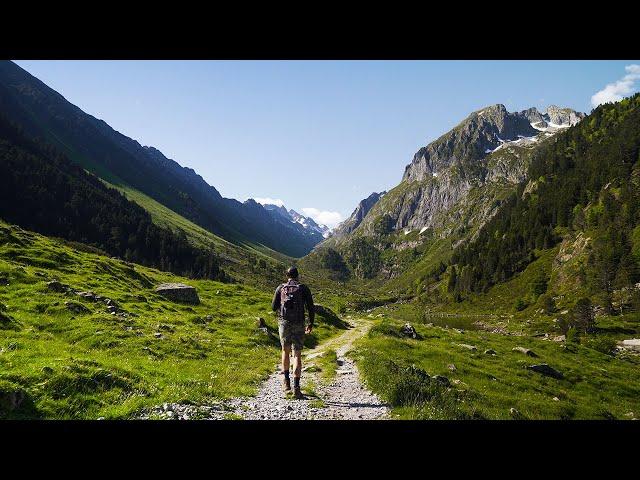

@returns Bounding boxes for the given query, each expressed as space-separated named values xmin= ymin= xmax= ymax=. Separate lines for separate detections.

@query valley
xmin=2 ymin=60 xmax=640 ymax=420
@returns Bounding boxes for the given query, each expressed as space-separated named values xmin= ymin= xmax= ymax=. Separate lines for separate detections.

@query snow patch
xmin=419 ymin=227 xmax=428 ymax=234
xmin=404 ymin=229 xmax=412 ymax=235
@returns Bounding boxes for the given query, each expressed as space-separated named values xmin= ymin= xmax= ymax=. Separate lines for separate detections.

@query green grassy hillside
xmin=0 ymin=221 xmax=347 ymax=419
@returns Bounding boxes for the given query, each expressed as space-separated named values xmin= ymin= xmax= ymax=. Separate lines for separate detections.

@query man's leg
xmin=281 ymin=345 xmax=291 ymax=391
xmin=292 ymin=349 xmax=302 ymax=378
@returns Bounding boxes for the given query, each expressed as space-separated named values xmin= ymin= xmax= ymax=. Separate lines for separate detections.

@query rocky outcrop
xmin=332 ymin=191 xmax=386 ymax=238
xmin=403 ymin=104 xmax=539 ymax=182
xmin=338 ymin=103 xmax=585 ymax=251
xmin=155 ymin=283 xmax=200 ymax=304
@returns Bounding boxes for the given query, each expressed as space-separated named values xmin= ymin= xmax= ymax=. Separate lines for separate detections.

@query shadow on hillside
xmin=314 ymin=304 xmax=350 ymax=330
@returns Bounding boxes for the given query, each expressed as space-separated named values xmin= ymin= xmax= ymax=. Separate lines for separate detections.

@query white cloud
xmin=301 ymin=208 xmax=344 ymax=229
xmin=253 ymin=197 xmax=285 ymax=207
xmin=591 ymin=64 xmax=640 ymax=107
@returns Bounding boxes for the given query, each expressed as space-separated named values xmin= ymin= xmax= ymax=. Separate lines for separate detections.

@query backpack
xmin=280 ymin=280 xmax=305 ymax=323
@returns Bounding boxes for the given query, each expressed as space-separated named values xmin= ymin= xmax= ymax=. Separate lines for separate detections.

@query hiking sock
xmin=284 ymin=371 xmax=290 ymax=380
xmin=293 ymin=377 xmax=300 ymax=389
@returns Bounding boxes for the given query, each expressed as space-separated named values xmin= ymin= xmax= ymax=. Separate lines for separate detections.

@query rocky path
xmin=139 ymin=317 xmax=389 ymax=420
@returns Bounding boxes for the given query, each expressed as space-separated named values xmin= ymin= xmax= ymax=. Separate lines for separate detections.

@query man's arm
xmin=304 ymin=285 xmax=315 ymax=326
xmin=272 ymin=285 xmax=282 ymax=312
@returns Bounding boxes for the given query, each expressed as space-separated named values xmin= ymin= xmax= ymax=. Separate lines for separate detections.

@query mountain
xmin=308 ymin=102 xmax=586 ymax=282
xmin=256 ymin=202 xmax=330 ymax=241
xmin=0 ymin=111 xmax=227 ymax=281
xmin=0 ymin=60 xmax=321 ymax=258
xmin=331 ymin=191 xmax=386 ymax=239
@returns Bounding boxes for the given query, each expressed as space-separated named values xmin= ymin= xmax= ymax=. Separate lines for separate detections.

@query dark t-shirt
xmin=272 ymin=280 xmax=315 ymax=325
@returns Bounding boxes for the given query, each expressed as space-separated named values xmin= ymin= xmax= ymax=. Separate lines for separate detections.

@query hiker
xmin=271 ymin=266 xmax=315 ymax=399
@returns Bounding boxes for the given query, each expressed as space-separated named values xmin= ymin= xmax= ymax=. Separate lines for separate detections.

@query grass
xmin=0 ymin=221 xmax=347 ymax=419
xmin=353 ymin=317 xmax=640 ymax=419
xmin=109 ymin=183 xmax=292 ymax=290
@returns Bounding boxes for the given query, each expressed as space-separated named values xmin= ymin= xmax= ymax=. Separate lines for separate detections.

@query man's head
xmin=286 ymin=266 xmax=299 ymax=280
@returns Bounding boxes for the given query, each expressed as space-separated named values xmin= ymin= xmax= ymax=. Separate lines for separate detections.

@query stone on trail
xmin=400 ymin=323 xmax=418 ymax=338
xmin=526 ymin=363 xmax=564 ymax=379
xmin=155 ymin=283 xmax=200 ymax=304
xmin=512 ymin=346 xmax=538 ymax=357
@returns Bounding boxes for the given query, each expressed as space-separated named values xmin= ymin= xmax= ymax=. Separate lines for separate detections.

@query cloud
xmin=301 ymin=208 xmax=344 ymax=229
xmin=253 ymin=197 xmax=285 ymax=207
xmin=591 ymin=64 xmax=640 ymax=107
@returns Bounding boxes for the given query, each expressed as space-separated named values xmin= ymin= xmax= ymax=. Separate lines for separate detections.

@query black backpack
xmin=280 ymin=280 xmax=305 ymax=323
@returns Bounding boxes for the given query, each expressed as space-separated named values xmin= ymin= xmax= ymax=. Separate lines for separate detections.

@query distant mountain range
xmin=260 ymin=203 xmax=331 ymax=239
xmin=0 ymin=61 xmax=323 ymax=258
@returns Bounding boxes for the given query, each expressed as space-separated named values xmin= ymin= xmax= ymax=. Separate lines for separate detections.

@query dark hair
xmin=286 ymin=266 xmax=299 ymax=279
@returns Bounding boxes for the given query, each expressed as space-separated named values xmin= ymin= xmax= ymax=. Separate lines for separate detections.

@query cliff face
xmin=353 ymin=104 xmax=585 ymax=239
xmin=331 ymin=191 xmax=386 ymax=239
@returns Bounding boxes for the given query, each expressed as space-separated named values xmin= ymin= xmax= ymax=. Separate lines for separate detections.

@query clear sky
xmin=13 ymin=60 xmax=640 ymax=228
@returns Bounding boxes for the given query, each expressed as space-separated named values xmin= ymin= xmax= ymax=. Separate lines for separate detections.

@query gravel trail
xmin=139 ymin=317 xmax=389 ymax=420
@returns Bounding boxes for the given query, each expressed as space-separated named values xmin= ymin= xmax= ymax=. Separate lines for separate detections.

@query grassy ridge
xmin=0 ymin=221 xmax=346 ymax=419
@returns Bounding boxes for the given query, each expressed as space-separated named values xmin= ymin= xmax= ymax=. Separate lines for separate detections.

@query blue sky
xmin=14 ymin=60 xmax=640 ymax=228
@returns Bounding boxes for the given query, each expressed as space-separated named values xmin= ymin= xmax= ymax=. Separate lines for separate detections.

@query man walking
xmin=272 ymin=266 xmax=314 ymax=399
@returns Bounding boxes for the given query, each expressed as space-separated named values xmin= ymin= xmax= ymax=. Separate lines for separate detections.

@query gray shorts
xmin=278 ymin=319 xmax=305 ymax=351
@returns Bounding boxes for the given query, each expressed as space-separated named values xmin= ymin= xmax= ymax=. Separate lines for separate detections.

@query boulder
xmin=458 ymin=343 xmax=477 ymax=351
xmin=447 ymin=364 xmax=457 ymax=371
xmin=0 ymin=381 xmax=26 ymax=412
xmin=47 ymin=280 xmax=68 ymax=293
xmin=526 ymin=363 xmax=564 ymax=379
xmin=64 ymin=301 xmax=91 ymax=314
xmin=512 ymin=346 xmax=538 ymax=357
xmin=484 ymin=349 xmax=497 ymax=355
xmin=155 ymin=283 xmax=200 ymax=304
xmin=400 ymin=323 xmax=418 ymax=339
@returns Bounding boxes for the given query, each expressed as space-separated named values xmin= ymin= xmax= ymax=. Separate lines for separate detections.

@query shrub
xmin=586 ymin=336 xmax=618 ymax=356
xmin=515 ymin=298 xmax=528 ymax=312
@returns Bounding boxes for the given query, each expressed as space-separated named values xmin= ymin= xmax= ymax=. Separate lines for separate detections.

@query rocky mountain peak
xmin=331 ymin=191 xmax=386 ymax=239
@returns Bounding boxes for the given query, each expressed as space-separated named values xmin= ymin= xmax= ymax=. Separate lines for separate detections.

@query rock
xmin=64 ymin=301 xmax=91 ymax=314
xmin=509 ymin=407 xmax=523 ymax=418
xmin=0 ymin=388 xmax=26 ymax=412
xmin=553 ymin=397 xmax=560 ymax=401
xmin=41 ymin=366 xmax=54 ymax=375
xmin=447 ymin=364 xmax=457 ymax=371
xmin=77 ymin=291 xmax=100 ymax=302
xmin=526 ymin=363 xmax=564 ymax=379
xmin=47 ymin=280 xmax=68 ymax=292
xmin=512 ymin=346 xmax=537 ymax=357
xmin=155 ymin=283 xmax=200 ymax=304
xmin=552 ymin=335 xmax=566 ymax=342
xmin=154 ymin=332 xmax=163 ymax=339
xmin=432 ymin=375 xmax=451 ymax=387
xmin=620 ymin=339 xmax=640 ymax=351
xmin=400 ymin=323 xmax=418 ymax=338
xmin=458 ymin=343 xmax=477 ymax=351
xmin=484 ymin=349 xmax=497 ymax=355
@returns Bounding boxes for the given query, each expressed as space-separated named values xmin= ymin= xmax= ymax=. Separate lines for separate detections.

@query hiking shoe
xmin=293 ymin=386 xmax=304 ymax=400
xmin=282 ymin=375 xmax=291 ymax=392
